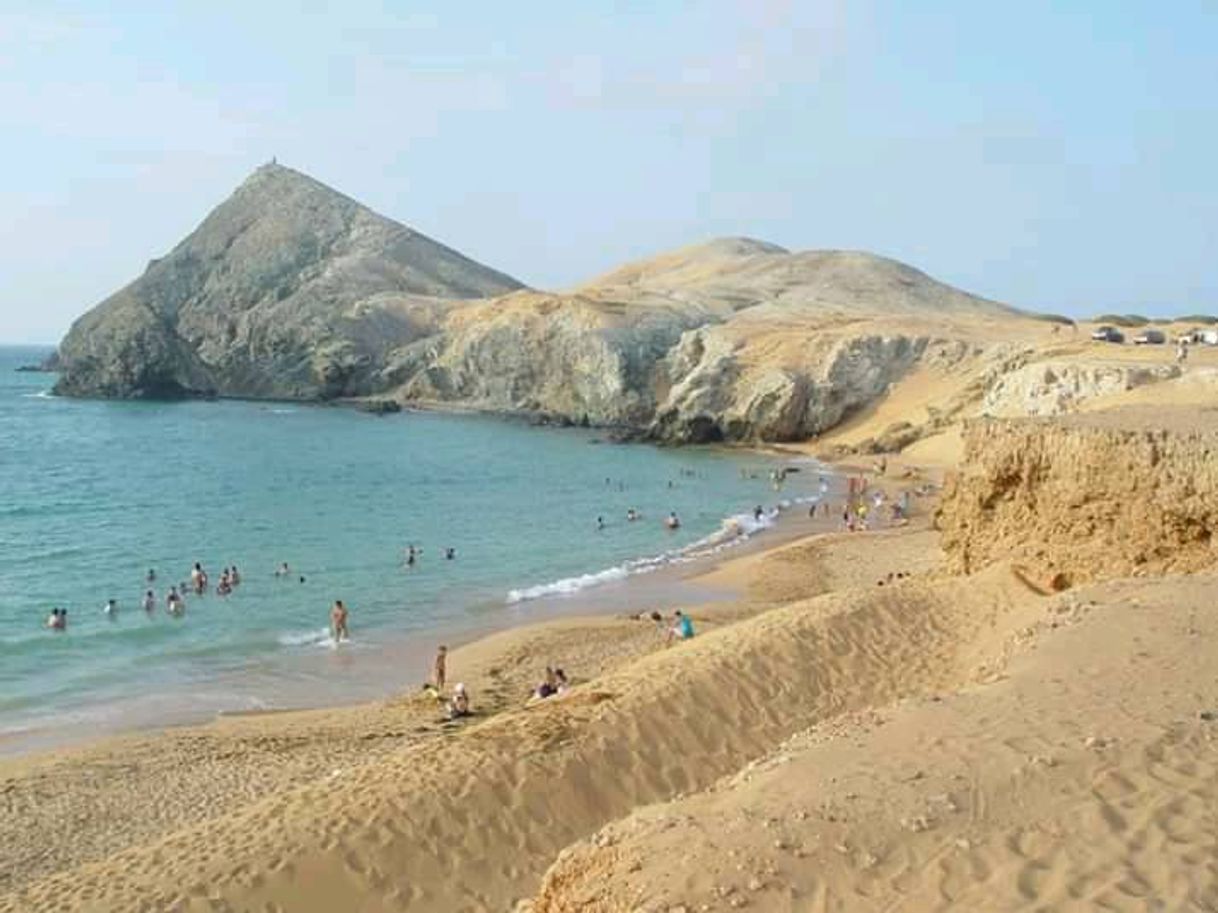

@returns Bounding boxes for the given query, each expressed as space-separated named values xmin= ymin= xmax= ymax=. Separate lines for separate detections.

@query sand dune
xmin=6 ymin=524 xmax=1048 ymax=912
xmin=529 ymin=573 xmax=1218 ymax=912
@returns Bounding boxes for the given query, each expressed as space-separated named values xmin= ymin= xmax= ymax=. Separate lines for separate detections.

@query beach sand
xmin=2 ymin=413 xmax=1215 ymax=911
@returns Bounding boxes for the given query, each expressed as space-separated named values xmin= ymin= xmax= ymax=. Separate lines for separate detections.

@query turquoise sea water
xmin=0 ymin=345 xmax=821 ymax=748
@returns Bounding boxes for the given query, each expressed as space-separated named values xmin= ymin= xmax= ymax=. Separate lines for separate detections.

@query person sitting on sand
xmin=447 ymin=683 xmax=471 ymax=720
xmin=535 ymin=667 xmax=559 ymax=699
xmin=666 ymin=610 xmax=694 ymax=646
xmin=330 ymin=600 xmax=349 ymax=643
xmin=433 ymin=645 xmax=448 ymax=692
xmin=554 ymin=668 xmax=569 ymax=694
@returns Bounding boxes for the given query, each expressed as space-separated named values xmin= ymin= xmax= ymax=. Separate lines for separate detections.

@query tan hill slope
xmin=53 ymin=163 xmax=524 ymax=399
xmin=53 ymin=166 xmax=1048 ymax=441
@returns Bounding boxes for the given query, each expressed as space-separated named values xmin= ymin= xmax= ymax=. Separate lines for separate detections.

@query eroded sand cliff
xmin=937 ymin=407 xmax=1218 ymax=586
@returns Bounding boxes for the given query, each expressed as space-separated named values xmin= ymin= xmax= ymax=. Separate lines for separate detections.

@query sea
xmin=0 ymin=344 xmax=825 ymax=754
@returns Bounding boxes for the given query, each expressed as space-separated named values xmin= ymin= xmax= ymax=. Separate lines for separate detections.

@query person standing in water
xmin=142 ymin=590 xmax=156 ymax=614
xmin=146 ymin=569 xmax=156 ymax=584
xmin=666 ymin=511 xmax=681 ymax=530
xmin=330 ymin=600 xmax=349 ymax=644
xmin=103 ymin=598 xmax=118 ymax=618
xmin=167 ymin=587 xmax=184 ymax=616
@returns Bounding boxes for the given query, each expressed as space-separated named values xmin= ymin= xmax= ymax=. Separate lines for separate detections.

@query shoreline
xmin=0 ymin=498 xmax=944 ymax=907
xmin=0 ymin=465 xmax=851 ymax=761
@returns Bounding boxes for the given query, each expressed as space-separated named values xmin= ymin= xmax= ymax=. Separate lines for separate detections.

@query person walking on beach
xmin=330 ymin=600 xmax=349 ymax=644
xmin=433 ymin=645 xmax=448 ymax=692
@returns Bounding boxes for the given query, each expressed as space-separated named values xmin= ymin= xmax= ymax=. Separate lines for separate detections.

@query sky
xmin=0 ymin=1 xmax=1215 ymax=343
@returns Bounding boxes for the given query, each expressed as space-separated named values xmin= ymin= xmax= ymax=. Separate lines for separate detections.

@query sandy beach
xmin=2 ymin=397 xmax=1216 ymax=912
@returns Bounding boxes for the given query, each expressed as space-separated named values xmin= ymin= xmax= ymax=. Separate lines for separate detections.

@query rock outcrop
xmin=982 ymin=361 xmax=1181 ymax=417
xmin=937 ymin=407 xmax=1218 ymax=586
xmin=54 ymin=163 xmax=524 ymax=399
xmin=55 ymin=165 xmax=1031 ymax=441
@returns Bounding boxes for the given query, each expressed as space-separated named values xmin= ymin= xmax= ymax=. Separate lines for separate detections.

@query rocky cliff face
xmin=54 ymin=163 xmax=524 ymax=399
xmin=937 ymin=408 xmax=1218 ymax=586
xmin=55 ymin=166 xmax=1028 ymax=442
xmin=981 ymin=361 xmax=1181 ymax=417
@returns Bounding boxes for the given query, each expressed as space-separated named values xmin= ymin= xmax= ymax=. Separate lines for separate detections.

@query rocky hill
xmin=55 ymin=164 xmax=1036 ymax=441
xmin=53 ymin=163 xmax=524 ymax=399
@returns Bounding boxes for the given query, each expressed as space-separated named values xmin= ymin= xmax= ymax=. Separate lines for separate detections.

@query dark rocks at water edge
xmin=53 ymin=162 xmax=1028 ymax=443
xmin=353 ymin=399 xmax=403 ymax=415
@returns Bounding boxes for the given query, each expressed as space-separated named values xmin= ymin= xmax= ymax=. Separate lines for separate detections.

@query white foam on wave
xmin=277 ymin=627 xmax=333 ymax=648
xmin=505 ymin=502 xmax=801 ymax=605
xmin=21 ymin=390 xmax=53 ymax=399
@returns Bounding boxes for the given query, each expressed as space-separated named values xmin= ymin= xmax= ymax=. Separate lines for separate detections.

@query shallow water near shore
xmin=0 ymin=345 xmax=824 ymax=753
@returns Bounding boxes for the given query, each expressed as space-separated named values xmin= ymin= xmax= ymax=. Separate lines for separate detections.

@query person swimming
xmin=275 ymin=562 xmax=290 ymax=577
xmin=146 ymin=568 xmax=156 ymax=584
xmin=444 ymin=547 xmax=455 ymax=561
xmin=626 ymin=508 xmax=639 ymax=522
xmin=596 ymin=516 xmax=605 ymax=531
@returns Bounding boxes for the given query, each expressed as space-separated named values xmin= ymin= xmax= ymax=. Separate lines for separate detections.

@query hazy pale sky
xmin=1 ymin=1 xmax=1215 ymax=342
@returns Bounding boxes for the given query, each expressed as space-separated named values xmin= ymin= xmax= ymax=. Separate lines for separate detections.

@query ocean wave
xmin=505 ymin=503 xmax=797 ymax=605
xmin=277 ymin=627 xmax=335 ymax=648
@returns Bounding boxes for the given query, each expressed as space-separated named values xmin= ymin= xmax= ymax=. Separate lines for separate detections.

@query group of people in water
xmin=45 ymin=560 xmax=300 ymax=631
xmin=403 ymin=544 xmax=456 ymax=567
xmin=597 ymin=509 xmax=681 ymax=530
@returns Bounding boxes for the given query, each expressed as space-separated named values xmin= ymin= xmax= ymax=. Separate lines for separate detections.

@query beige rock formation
xmin=937 ymin=406 xmax=1218 ymax=585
